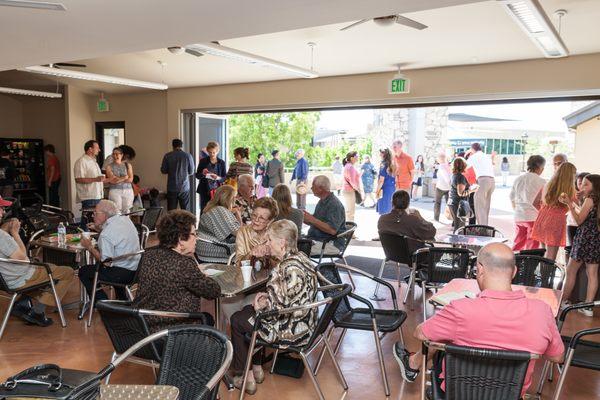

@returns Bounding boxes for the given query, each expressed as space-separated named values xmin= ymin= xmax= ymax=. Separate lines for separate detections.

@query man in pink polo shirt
xmin=394 ymin=243 xmax=564 ymax=397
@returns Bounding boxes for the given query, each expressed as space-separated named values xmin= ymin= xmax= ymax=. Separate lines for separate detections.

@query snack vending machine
xmin=0 ymin=138 xmax=45 ymax=206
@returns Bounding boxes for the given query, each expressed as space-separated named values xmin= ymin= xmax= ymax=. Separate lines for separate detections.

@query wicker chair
xmin=0 ymin=258 xmax=67 ymax=341
xmin=238 ymin=284 xmax=352 ymax=400
xmin=309 ymin=221 xmax=357 ymax=287
xmin=515 ymin=248 xmax=546 ymax=257
xmin=455 ymin=224 xmax=504 ymax=237
xmin=141 ymin=206 xmax=163 ymax=234
xmin=316 ymin=262 xmax=406 ymax=397
xmin=513 ymin=255 xmax=565 ymax=289
xmin=297 ymin=237 xmax=313 ymax=257
xmin=421 ymin=341 xmax=539 ymax=400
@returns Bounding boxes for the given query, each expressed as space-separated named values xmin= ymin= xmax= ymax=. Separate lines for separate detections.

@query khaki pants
xmin=19 ymin=264 xmax=75 ymax=307
xmin=474 ymin=176 xmax=495 ymax=226
xmin=343 ymin=190 xmax=356 ymax=222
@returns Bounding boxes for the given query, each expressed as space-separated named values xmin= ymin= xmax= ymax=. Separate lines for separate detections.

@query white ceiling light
xmin=499 ymin=0 xmax=568 ymax=58
xmin=186 ymin=42 xmax=319 ymax=79
xmin=0 ymin=86 xmax=62 ymax=98
xmin=0 ymin=0 xmax=65 ymax=11
xmin=19 ymin=65 xmax=168 ymax=90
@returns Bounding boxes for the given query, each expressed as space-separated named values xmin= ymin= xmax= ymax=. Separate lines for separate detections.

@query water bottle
xmin=57 ymin=222 xmax=67 ymax=246
xmin=254 ymin=259 xmax=262 ymax=272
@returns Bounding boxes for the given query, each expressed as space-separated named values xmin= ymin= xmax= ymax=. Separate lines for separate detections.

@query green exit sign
xmin=97 ymin=98 xmax=110 ymax=112
xmin=389 ymin=78 xmax=410 ymax=94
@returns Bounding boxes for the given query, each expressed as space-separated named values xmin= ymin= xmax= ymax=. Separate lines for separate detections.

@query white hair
xmin=313 ymin=175 xmax=331 ymax=191
xmin=97 ymin=199 xmax=120 ymax=217
xmin=237 ymin=174 xmax=254 ymax=188
xmin=296 ymin=149 xmax=305 ymax=157
xmin=268 ymin=219 xmax=298 ymax=252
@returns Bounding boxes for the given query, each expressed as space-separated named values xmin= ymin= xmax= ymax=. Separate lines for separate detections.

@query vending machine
xmin=0 ymin=138 xmax=45 ymax=206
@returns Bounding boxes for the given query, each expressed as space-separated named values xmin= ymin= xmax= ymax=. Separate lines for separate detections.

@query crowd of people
xmin=1 ymin=134 xmax=599 ymax=398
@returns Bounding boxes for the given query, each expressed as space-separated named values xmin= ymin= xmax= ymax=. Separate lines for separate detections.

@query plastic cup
xmin=241 ymin=265 xmax=253 ymax=282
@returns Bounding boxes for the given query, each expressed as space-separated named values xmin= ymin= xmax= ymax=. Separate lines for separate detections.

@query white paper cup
xmin=241 ymin=265 xmax=253 ymax=282
xmin=81 ymin=232 xmax=92 ymax=239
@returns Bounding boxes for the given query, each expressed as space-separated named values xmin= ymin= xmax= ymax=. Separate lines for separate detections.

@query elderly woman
xmin=196 ymin=185 xmax=242 ymax=263
xmin=235 ymin=196 xmax=278 ymax=266
xmin=235 ymin=174 xmax=256 ymax=224
xmin=272 ymin=183 xmax=303 ymax=234
xmin=230 ymin=220 xmax=318 ymax=394
xmin=135 ymin=210 xmax=221 ymax=332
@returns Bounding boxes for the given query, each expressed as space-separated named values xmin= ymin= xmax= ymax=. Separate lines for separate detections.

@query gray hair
xmin=295 ymin=149 xmax=305 ymax=157
xmin=478 ymin=243 xmax=515 ymax=273
xmin=268 ymin=219 xmax=298 ymax=252
xmin=96 ymin=199 xmax=120 ymax=217
xmin=312 ymin=175 xmax=331 ymax=191
xmin=237 ymin=174 xmax=254 ymax=189
xmin=553 ymin=153 xmax=568 ymax=163
xmin=392 ymin=140 xmax=403 ymax=147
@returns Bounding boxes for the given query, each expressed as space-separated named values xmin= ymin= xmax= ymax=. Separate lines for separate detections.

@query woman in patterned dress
xmin=560 ymin=174 xmax=600 ymax=316
xmin=230 ymin=220 xmax=318 ymax=395
xmin=531 ymin=162 xmax=577 ymax=262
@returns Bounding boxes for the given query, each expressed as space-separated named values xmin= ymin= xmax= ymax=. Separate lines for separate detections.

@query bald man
xmin=394 ymin=243 xmax=564 ymax=397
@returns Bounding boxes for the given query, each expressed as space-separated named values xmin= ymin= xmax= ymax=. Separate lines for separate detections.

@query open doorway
xmin=95 ymin=121 xmax=125 ymax=168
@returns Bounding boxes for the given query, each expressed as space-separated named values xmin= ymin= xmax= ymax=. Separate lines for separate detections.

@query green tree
xmin=228 ymin=112 xmax=320 ymax=168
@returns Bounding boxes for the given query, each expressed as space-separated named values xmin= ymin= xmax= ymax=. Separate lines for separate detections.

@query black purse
xmin=272 ymin=353 xmax=305 ymax=379
xmin=345 ymin=177 xmax=363 ymax=204
xmin=0 ymin=364 xmax=101 ymax=399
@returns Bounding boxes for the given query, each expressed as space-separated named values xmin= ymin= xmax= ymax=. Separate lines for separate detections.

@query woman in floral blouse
xmin=230 ymin=220 xmax=318 ymax=395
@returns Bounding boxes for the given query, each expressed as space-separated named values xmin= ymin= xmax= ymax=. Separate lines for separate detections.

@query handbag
xmin=0 ymin=364 xmax=101 ymax=399
xmin=457 ymin=199 xmax=474 ymax=219
xmin=345 ymin=177 xmax=362 ymax=204
xmin=272 ymin=353 xmax=305 ymax=379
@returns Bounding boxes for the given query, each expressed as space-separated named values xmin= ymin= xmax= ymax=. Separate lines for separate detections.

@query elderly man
xmin=552 ymin=153 xmax=567 ymax=172
xmin=290 ymin=149 xmax=309 ymax=210
xmin=235 ymin=174 xmax=256 ymax=224
xmin=0 ymin=196 xmax=74 ymax=327
xmin=394 ymin=243 xmax=564 ymax=397
xmin=79 ymin=199 xmax=141 ymax=302
xmin=378 ymin=190 xmax=436 ymax=250
xmin=303 ymin=175 xmax=346 ymax=255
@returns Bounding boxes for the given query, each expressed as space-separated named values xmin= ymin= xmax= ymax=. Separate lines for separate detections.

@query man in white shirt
xmin=74 ymin=140 xmax=105 ymax=227
xmin=466 ymin=142 xmax=495 ymax=225
xmin=433 ymin=152 xmax=451 ymax=222
xmin=510 ymin=155 xmax=546 ymax=250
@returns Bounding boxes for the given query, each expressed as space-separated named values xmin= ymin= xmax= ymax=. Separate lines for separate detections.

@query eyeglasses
xmin=251 ymin=214 xmax=270 ymax=223
xmin=189 ymin=231 xmax=198 ymax=237
xmin=92 ymin=211 xmax=105 ymax=216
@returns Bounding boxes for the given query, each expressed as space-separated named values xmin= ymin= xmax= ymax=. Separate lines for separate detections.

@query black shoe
xmin=10 ymin=295 xmax=33 ymax=318
xmin=21 ymin=309 xmax=54 ymax=327
xmin=394 ymin=342 xmax=419 ymax=383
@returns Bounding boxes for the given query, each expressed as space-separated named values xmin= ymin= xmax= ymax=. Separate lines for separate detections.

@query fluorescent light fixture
xmin=19 ymin=66 xmax=168 ymax=90
xmin=186 ymin=43 xmax=319 ymax=79
xmin=499 ymin=0 xmax=568 ymax=58
xmin=0 ymin=0 xmax=66 ymax=11
xmin=0 ymin=86 xmax=62 ymax=98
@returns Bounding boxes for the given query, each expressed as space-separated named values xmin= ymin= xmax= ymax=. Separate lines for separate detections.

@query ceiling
xmin=1 ymin=0 xmax=599 ymax=94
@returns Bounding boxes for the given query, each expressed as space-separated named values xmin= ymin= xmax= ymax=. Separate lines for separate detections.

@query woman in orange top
xmin=531 ymin=162 xmax=577 ymax=261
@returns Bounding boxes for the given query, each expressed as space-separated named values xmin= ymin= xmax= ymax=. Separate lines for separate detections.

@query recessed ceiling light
xmin=0 ymin=0 xmax=66 ymax=11
xmin=0 ymin=86 xmax=62 ymax=98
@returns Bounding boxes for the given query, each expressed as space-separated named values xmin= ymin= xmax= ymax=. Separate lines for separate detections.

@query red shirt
xmin=464 ymin=166 xmax=476 ymax=185
xmin=46 ymin=154 xmax=60 ymax=182
xmin=394 ymin=152 xmax=414 ymax=189
xmin=421 ymin=289 xmax=564 ymax=396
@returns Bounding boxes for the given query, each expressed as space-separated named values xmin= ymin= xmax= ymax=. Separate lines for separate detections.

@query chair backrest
xmin=297 ymin=238 xmax=313 ymax=257
xmin=157 ymin=325 xmax=231 ymax=400
xmin=141 ymin=207 xmax=163 ymax=232
xmin=303 ymin=283 xmax=352 ymax=350
xmin=443 ymin=343 xmax=533 ymax=400
xmin=513 ymin=255 xmax=562 ymax=289
xmin=516 ymin=248 xmax=546 ymax=258
xmin=96 ymin=300 xmax=162 ymax=362
xmin=336 ymin=221 xmax=357 ymax=256
xmin=0 ymin=267 xmax=14 ymax=293
xmin=456 ymin=224 xmax=503 ymax=238
xmin=134 ymin=223 xmax=150 ymax=249
xmin=315 ymin=263 xmax=353 ymax=324
xmin=379 ymin=232 xmax=428 ymax=265
xmin=421 ymin=247 xmax=471 ymax=284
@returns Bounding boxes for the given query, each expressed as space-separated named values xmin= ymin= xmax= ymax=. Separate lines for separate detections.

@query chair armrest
xmin=138 ymin=309 xmax=208 ymax=324
xmin=334 ymin=262 xmax=398 ymax=309
xmin=568 ymin=327 xmax=600 ymax=350
xmin=197 ymin=237 xmax=232 ymax=255
xmin=558 ymin=300 xmax=600 ymax=324
xmin=255 ymin=296 xmax=334 ymax=321
xmin=0 ymin=258 xmax=53 ymax=276
xmin=101 ymin=250 xmax=145 ymax=266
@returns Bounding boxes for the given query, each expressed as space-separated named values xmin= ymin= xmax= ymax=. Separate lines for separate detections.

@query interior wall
xmin=65 ymin=85 xmax=95 ymax=215
xmin=0 ymin=94 xmax=23 ymax=137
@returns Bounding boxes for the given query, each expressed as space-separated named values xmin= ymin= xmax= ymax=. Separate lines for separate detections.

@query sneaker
xmin=21 ymin=310 xmax=53 ymax=327
xmin=578 ymin=307 xmax=594 ymax=317
xmin=394 ymin=342 xmax=419 ymax=382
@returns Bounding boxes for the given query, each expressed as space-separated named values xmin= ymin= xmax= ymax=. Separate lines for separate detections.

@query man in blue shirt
xmin=290 ymin=149 xmax=309 ymax=210
xmin=161 ymin=139 xmax=195 ymax=211
xmin=79 ymin=199 xmax=141 ymax=302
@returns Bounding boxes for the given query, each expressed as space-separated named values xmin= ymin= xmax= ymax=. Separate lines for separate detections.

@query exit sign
xmin=97 ymin=98 xmax=110 ymax=112
xmin=389 ymin=78 xmax=410 ymax=94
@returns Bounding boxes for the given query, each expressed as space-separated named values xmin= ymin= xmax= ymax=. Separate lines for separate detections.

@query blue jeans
xmin=80 ymin=199 xmax=101 ymax=229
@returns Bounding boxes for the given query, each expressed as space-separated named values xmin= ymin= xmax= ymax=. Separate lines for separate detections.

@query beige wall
xmin=574 ymin=118 xmax=600 ymax=174
xmin=0 ymin=94 xmax=23 ymax=137
xmin=65 ymin=86 xmax=95 ymax=215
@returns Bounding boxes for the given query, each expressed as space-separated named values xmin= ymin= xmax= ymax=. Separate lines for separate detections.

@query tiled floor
xmin=1 ymin=271 xmax=598 ymax=399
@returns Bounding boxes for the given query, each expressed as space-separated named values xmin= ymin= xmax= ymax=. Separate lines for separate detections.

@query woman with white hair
xmin=234 ymin=174 xmax=256 ymax=224
xmin=290 ymin=149 xmax=309 ymax=210
xmin=230 ymin=219 xmax=318 ymax=395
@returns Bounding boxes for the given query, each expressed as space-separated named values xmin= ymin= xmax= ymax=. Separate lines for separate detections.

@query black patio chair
xmin=414 ymin=247 xmax=472 ymax=320
xmin=535 ymin=301 xmax=600 ymax=400
xmin=513 ymin=255 xmax=565 ymax=289
xmin=455 ymin=224 xmax=504 ymax=237
xmin=315 ymin=262 xmax=407 ymax=397
xmin=141 ymin=206 xmax=163 ymax=234
xmin=86 ymin=250 xmax=145 ymax=326
xmin=297 ymin=237 xmax=313 ymax=257
xmin=516 ymin=248 xmax=546 ymax=257
xmin=238 ymin=284 xmax=352 ymax=400
xmin=134 ymin=223 xmax=150 ymax=249
xmin=0 ymin=258 xmax=67 ymax=341
xmin=195 ymin=237 xmax=236 ymax=265
xmin=373 ymin=232 xmax=431 ymax=301
xmin=421 ymin=341 xmax=539 ymax=400
xmin=309 ymin=221 xmax=357 ymax=287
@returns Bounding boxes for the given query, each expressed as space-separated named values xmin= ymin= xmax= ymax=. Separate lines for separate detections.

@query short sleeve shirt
xmin=74 ymin=154 xmax=103 ymax=202
xmin=449 ymin=173 xmax=469 ymax=205
xmin=98 ymin=215 xmax=141 ymax=271
xmin=46 ymin=154 xmax=60 ymax=182
xmin=421 ymin=289 xmax=564 ymax=396
xmin=0 ymin=230 xmax=33 ymax=289
xmin=394 ymin=153 xmax=415 ymax=189
xmin=307 ymin=193 xmax=346 ymax=249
